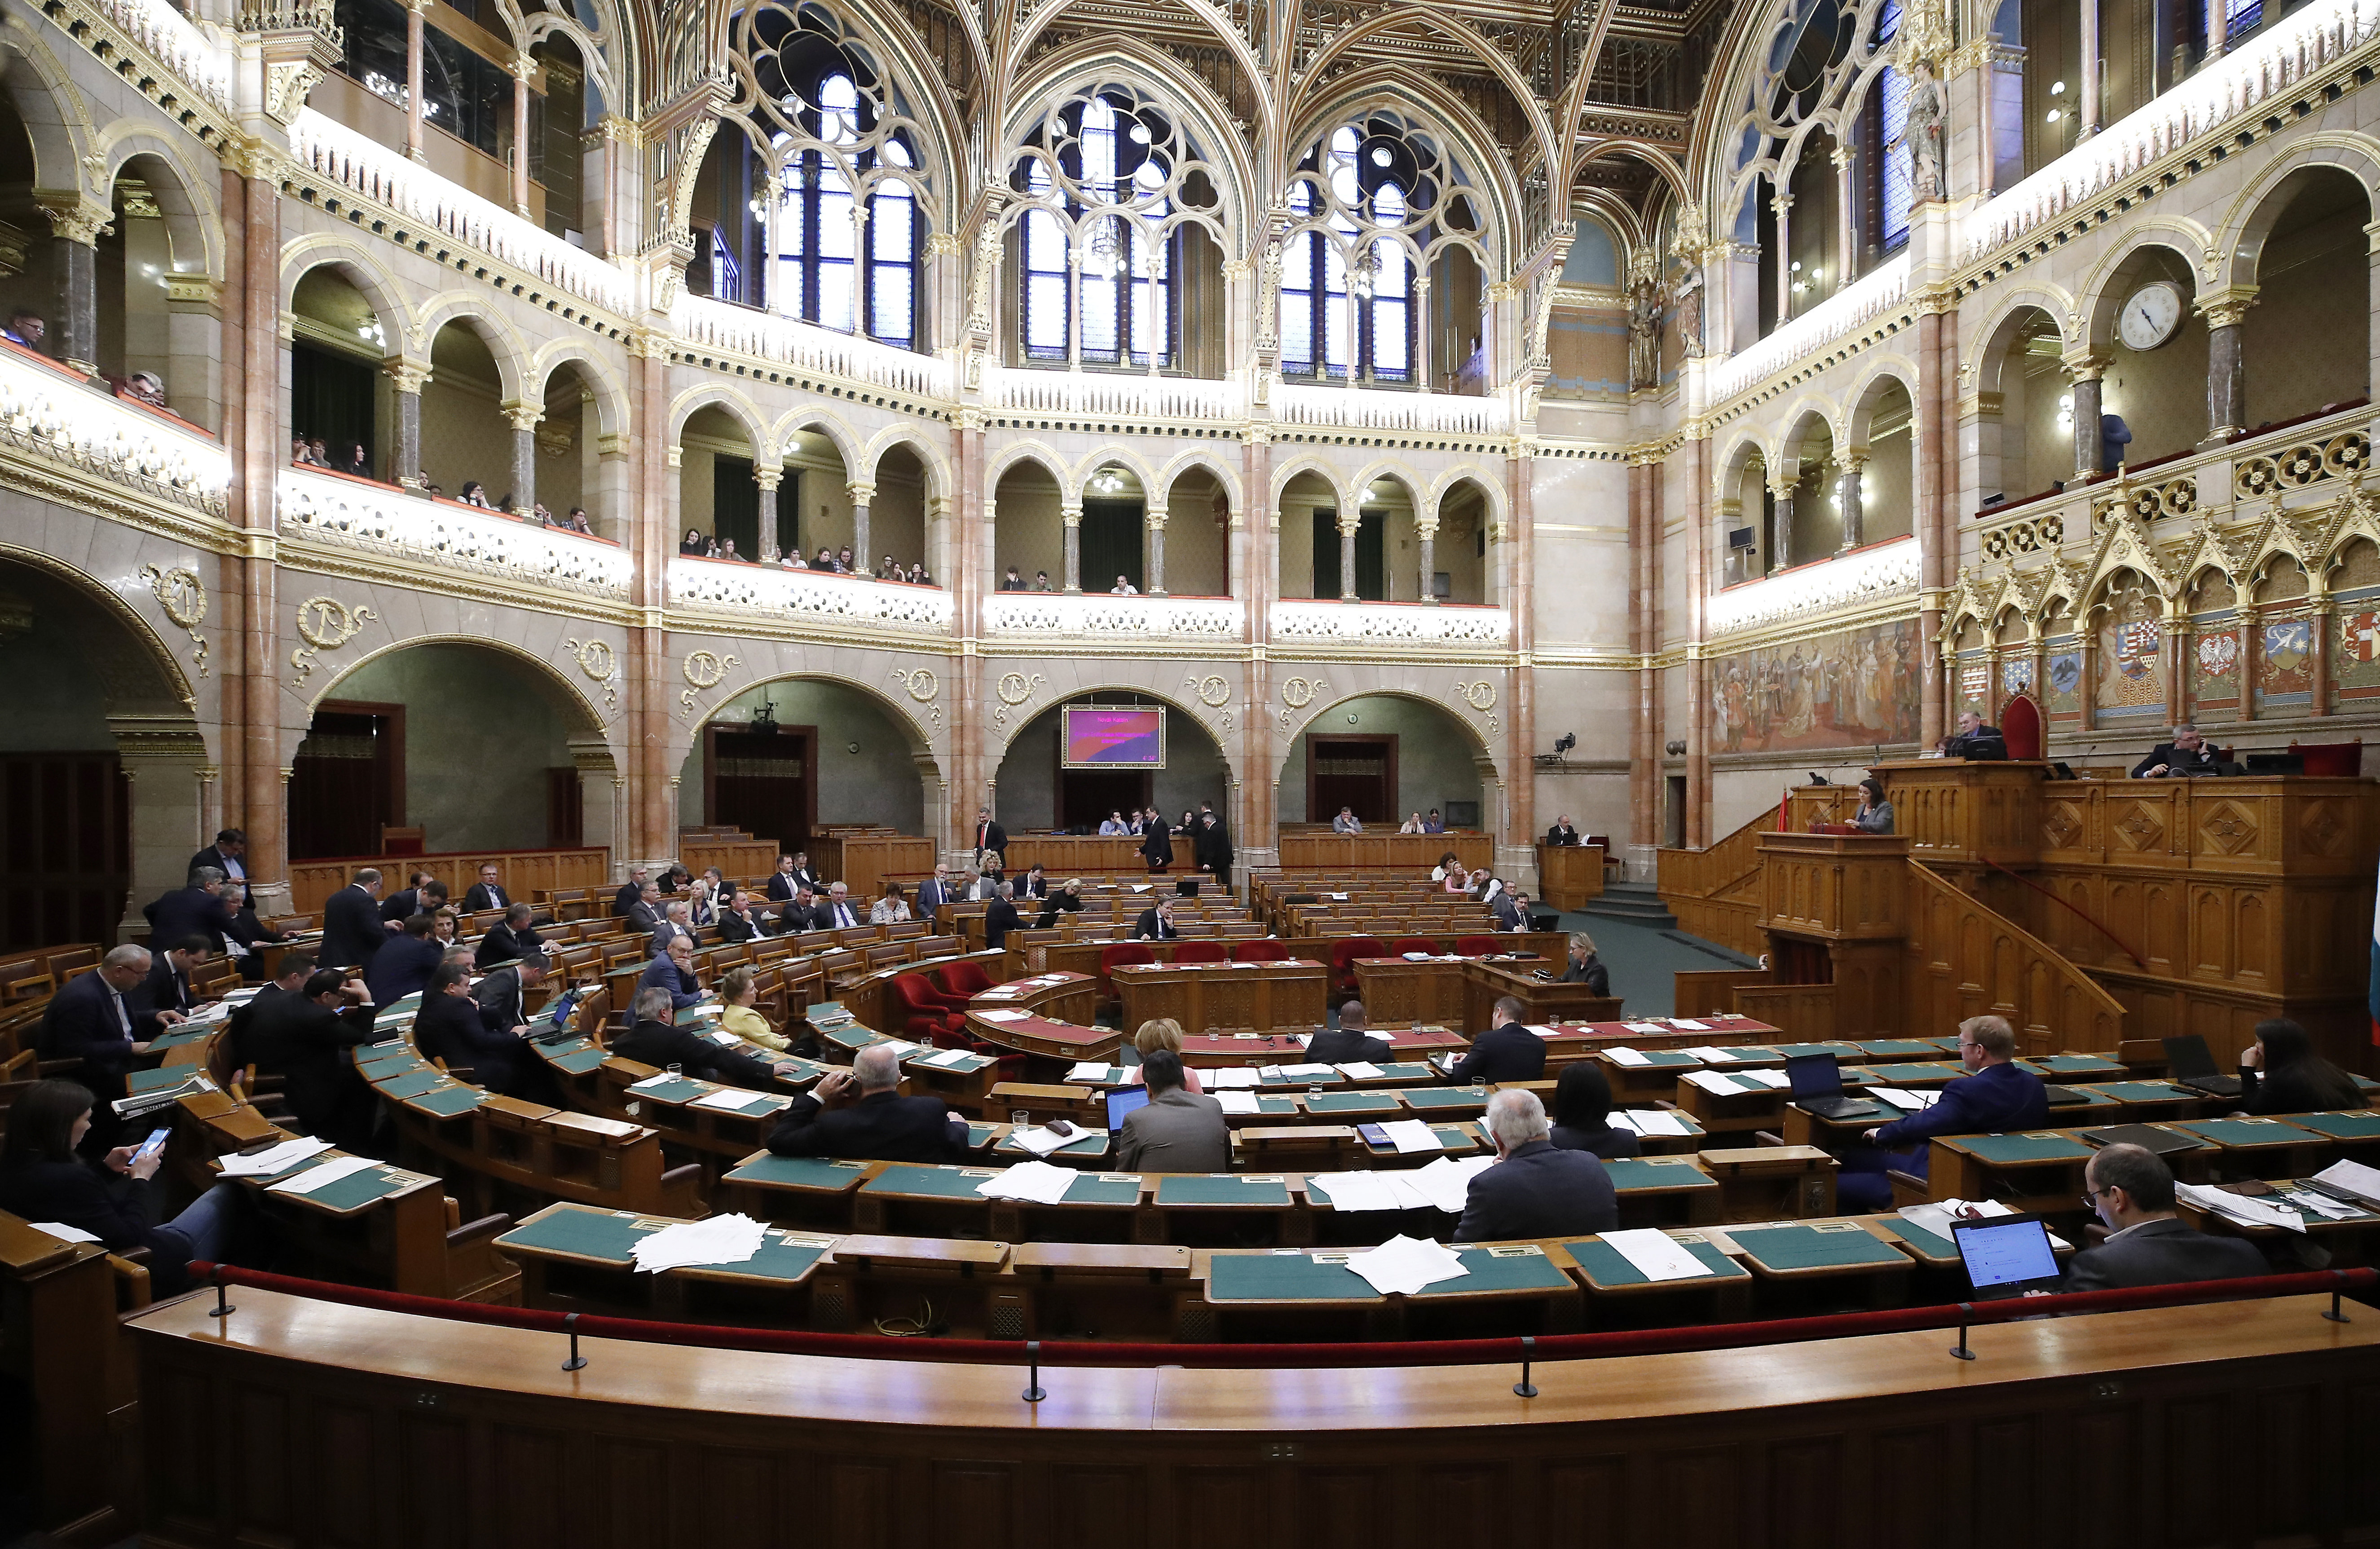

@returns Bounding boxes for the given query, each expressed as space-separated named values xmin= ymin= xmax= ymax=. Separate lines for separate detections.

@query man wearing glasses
xmin=1835 ymin=1014 xmax=2049 ymax=1212
xmin=2062 ymin=1143 xmax=2265 ymax=1291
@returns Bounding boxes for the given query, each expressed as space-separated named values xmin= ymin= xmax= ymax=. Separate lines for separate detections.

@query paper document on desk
xmin=1741 ymin=1069 xmax=1791 ymax=1089
xmin=1279 ymin=1063 xmax=1334 ymax=1080
xmin=631 ymin=1213 xmax=767 ymax=1272
xmin=1682 ymin=1070 xmax=1750 ymax=1096
xmin=1011 ymin=1125 xmax=1090 ymax=1156
xmin=29 ymin=1221 xmax=99 ymax=1244
xmin=1602 ymin=1228 xmax=1714 ymax=1282
xmin=1408 ymin=1154 xmax=1496 ymax=1214
xmin=1377 ymin=1118 xmax=1445 ymax=1155
xmin=691 ymin=1088 xmax=780 ymax=1113
xmin=217 ymin=1137 xmax=335 ymax=1178
xmin=2177 ymin=1182 xmax=2307 ymax=1233
xmin=1667 ymin=1019 xmax=1711 ymax=1030
xmin=1621 ymin=1108 xmax=1690 ymax=1137
xmin=918 ymin=1048 xmax=978 ymax=1068
xmin=1526 ymin=1025 xmax=1559 ymax=1039
xmin=1344 ymin=1234 xmax=1469 ymax=1296
xmin=1337 ymin=1062 xmax=1384 ymax=1080
xmin=1870 ymin=1087 xmax=1940 ymax=1112
xmin=1205 ymin=1067 xmax=1259 ymax=1089
xmin=2313 ymin=1159 xmax=2380 ymax=1205
xmin=1312 ymin=1172 xmax=1437 ymax=1212
xmin=1680 ymin=1046 xmax=1738 ymax=1064
xmin=1621 ymin=1023 xmax=1668 ymax=1035
xmin=267 ymin=1156 xmax=381 ymax=1197
xmin=626 ymin=1074 xmax=680 ymax=1093
xmin=1065 ymin=1060 xmax=1111 ymax=1082
xmin=1903 ymin=1200 xmax=2072 ymax=1250
xmin=1604 ymin=1046 xmax=1652 ymax=1067
xmin=976 ymin=1009 xmax=1030 ymax=1023
xmin=1214 ymin=1090 xmax=1262 ymax=1114
xmin=975 ymin=1161 xmax=1077 ymax=1205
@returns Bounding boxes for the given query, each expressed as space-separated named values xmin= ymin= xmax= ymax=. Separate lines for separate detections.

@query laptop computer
xmin=2042 ymin=1082 xmax=2095 ymax=1108
xmin=2163 ymin=1034 xmax=2242 ymax=1099
xmin=1785 ymin=1053 xmax=1880 ymax=1122
xmin=2080 ymin=1122 xmax=2205 ymax=1157
xmin=1952 ymin=1214 xmax=2064 ymax=1300
xmin=1104 ymin=1085 xmax=1150 ymax=1130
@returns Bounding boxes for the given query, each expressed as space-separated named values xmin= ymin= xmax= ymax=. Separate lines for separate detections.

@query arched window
xmin=1870 ymin=0 xmax=1912 ymax=253
xmin=771 ymin=71 xmax=919 ymax=347
xmin=1013 ymin=93 xmax=1181 ymax=367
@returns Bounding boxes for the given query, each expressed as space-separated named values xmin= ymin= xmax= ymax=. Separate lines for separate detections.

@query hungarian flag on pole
xmin=1778 ymin=787 xmax=1792 ymax=832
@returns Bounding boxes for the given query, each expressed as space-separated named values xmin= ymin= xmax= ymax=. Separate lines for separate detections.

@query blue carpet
xmin=1550 ymin=910 xmax=1755 ymax=1018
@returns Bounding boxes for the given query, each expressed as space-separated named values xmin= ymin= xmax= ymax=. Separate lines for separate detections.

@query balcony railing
xmin=982 ymin=366 xmax=1241 ymax=422
xmin=1708 ymin=256 xmax=1911 ymax=406
xmin=1967 ymin=0 xmax=2380 ymax=260
xmin=287 ymin=110 xmax=634 ymax=318
xmin=0 ymin=344 xmax=229 ymax=516
xmin=1274 ymin=382 xmax=1510 ymax=436
xmin=672 ymin=296 xmax=953 ymax=402
xmin=1268 ymin=598 xmax=1511 ymax=647
xmin=983 ymin=591 xmax=1243 ymax=639
xmin=88 ymin=0 xmax=232 ymax=108
xmin=1705 ymin=535 xmax=1919 ymax=638
xmin=668 ymin=556 xmax=955 ymax=632
xmin=277 ymin=466 xmax=633 ymax=596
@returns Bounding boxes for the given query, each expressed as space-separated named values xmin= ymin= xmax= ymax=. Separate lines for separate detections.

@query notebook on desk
xmin=1952 ymin=1214 xmax=2063 ymax=1300
xmin=2163 ymin=1034 xmax=2242 ymax=1099
xmin=2080 ymin=1122 xmax=2204 ymax=1157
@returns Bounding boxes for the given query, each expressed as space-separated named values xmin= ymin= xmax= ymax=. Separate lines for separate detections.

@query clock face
xmin=2119 ymin=281 xmax=2185 ymax=350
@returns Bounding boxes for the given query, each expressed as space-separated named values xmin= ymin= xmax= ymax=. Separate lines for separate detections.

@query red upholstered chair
xmin=1452 ymin=936 xmax=1502 ymax=958
xmin=1232 ymin=939 xmax=1292 ymax=963
xmin=1328 ymin=936 xmax=1388 ymax=995
xmin=888 ymin=974 xmax=961 ymax=1045
xmin=1099 ymin=942 xmax=1157 ymax=997
xmin=2001 ymin=693 xmax=2044 ymax=761
xmin=2289 ymin=737 xmax=2364 ymax=777
xmin=1174 ymin=940 xmax=1229 ymax=964
xmin=934 ymin=960 xmax=998 ymax=1000
xmin=1391 ymin=936 xmax=1442 ymax=957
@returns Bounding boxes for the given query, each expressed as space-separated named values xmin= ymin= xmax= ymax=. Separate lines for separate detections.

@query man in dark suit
xmin=146 ymin=872 xmax=224 ymax=952
xmin=365 ymin=915 xmax=444 ymax=1009
xmin=765 ymin=855 xmax=801 ymax=902
xmin=1307 ymin=1000 xmax=1392 ymax=1065
xmin=1454 ymin=1090 xmax=1619 ymax=1242
xmin=1941 ymin=710 xmax=2008 ymax=759
xmin=135 ymin=936 xmax=214 ymax=1036
xmin=320 ymin=868 xmax=393 ymax=969
xmin=1448 ymin=996 xmax=1546 ymax=1084
xmin=188 ymin=829 xmax=251 ymax=907
xmin=1115 ymin=1051 xmax=1228 ymax=1170
xmin=766 ymin=1042 xmax=969 ymax=1161
xmin=787 ymin=852 xmax=823 ymax=891
xmin=1839 ymin=1013 xmax=2050 ymax=1212
xmin=1017 ymin=865 xmax=1050 ymax=900
xmin=623 ymin=882 xmax=665 ymax=935
xmin=774 ymin=884 xmax=824 ymax=933
xmin=972 ymin=808 xmax=1008 ymax=874
xmin=460 ymin=864 xmax=512 ymax=914
xmin=1194 ymin=811 xmax=1234 ymax=889
xmin=612 ymin=866 xmax=650 ymax=917
xmin=2063 ymin=1143 xmax=2269 ymax=1291
xmin=205 ymin=880 xmax=286 ymax=980
xmin=380 ymin=872 xmax=444 ymax=923
xmin=649 ymin=900 xmax=699 ymax=957
xmin=37 ymin=945 xmax=156 ymax=1105
xmin=913 ymin=863 xmax=953 ymax=917
xmin=2132 ymin=724 xmax=2223 ymax=778
xmin=983 ymin=883 xmax=1023 ymax=950
xmin=240 ymin=966 xmax=378 ymax=1150
xmin=471 ymin=953 xmax=550 ymax=1045
xmin=1131 ymin=896 xmax=1181 ymax=941
xmin=1491 ymin=887 xmax=1530 ymax=932
xmin=415 ymin=961 xmax=537 ymax=1097
xmin=475 ymin=903 xmax=544 ymax=968
xmin=1545 ymin=815 xmax=1582 ymax=846
xmin=615 ymin=988 xmax=792 ymax=1085
xmin=818 ymin=883 xmax=863 ymax=932
xmin=717 ymin=892 xmax=770 ymax=943
xmin=638 ymin=936 xmax=707 ymax=1011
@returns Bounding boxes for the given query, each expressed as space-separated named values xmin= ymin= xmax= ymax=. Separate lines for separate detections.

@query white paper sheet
xmin=1622 ymin=1108 xmax=1690 ymax=1137
xmin=1600 ymin=1228 xmax=1714 ymax=1281
xmin=1741 ymin=1069 xmax=1791 ymax=1089
xmin=626 ymin=1073 xmax=681 ymax=1092
xmin=29 ymin=1221 xmax=98 ymax=1243
xmin=1683 ymin=1070 xmax=1751 ymax=1095
xmin=1279 ymin=1063 xmax=1335 ymax=1080
xmin=217 ymin=1137 xmax=336 ymax=1178
xmin=267 ymin=1156 xmax=381 ymax=1196
xmin=1621 ymin=1022 xmax=1668 ymax=1035
xmin=691 ymin=1088 xmax=779 ymax=1113
xmin=1668 ymin=1019 xmax=1711 ymax=1030
xmin=1604 ymin=1046 xmax=1652 ymax=1067
xmin=2314 ymin=1158 xmax=2380 ymax=1204
xmin=1526 ymin=1024 xmax=1560 ymax=1039
xmin=918 ymin=1048 xmax=978 ymax=1068
xmin=974 ymin=1161 xmax=1078 ymax=1205
xmin=1408 ymin=1154 xmax=1498 ymax=1214
xmin=2177 ymin=1181 xmax=2307 ymax=1234
xmin=1680 ymin=1046 xmax=1738 ymax=1064
xmin=1065 ymin=1061 xmax=1112 ymax=1082
xmin=630 ymin=1213 xmax=767 ymax=1272
xmin=1205 ymin=1067 xmax=1260 ymax=1089
xmin=976 ymin=1008 xmax=1030 ymax=1022
xmin=1870 ymin=1087 xmax=1939 ymax=1112
xmin=1337 ymin=1062 xmax=1384 ymax=1080
xmin=1012 ymin=1124 xmax=1093 ymax=1156
xmin=1344 ymin=1233 xmax=1470 ymax=1296
xmin=1214 ymin=1090 xmax=1262 ymax=1114
xmin=1377 ymin=1118 xmax=1445 ymax=1155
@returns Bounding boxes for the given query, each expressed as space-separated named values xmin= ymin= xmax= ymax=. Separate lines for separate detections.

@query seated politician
xmin=613 ymin=986 xmax=794 ymax=1087
xmin=1939 ymin=710 xmax=2007 ymax=759
xmin=1548 ymin=1061 xmax=1640 ymax=1160
xmin=1036 ymin=877 xmax=1086 ymax=928
xmin=765 ymin=1042 xmax=969 ymax=1162
xmin=2062 ymin=1143 xmax=2268 ymax=1292
xmin=414 ymin=961 xmax=541 ymax=1099
xmin=1557 ymin=933 xmax=1609 ymax=996
xmin=1115 ymin=1050 xmax=1229 ymax=1172
xmin=1130 ymin=895 xmax=1180 ymax=941
xmin=1837 ymin=1014 xmax=2048 ymax=1212
xmin=638 ymin=935 xmax=707 ymax=1012
xmin=1307 ymin=1000 xmax=1392 ymax=1065
xmin=1123 ymin=1019 xmax=1204 ymax=1094
xmin=1454 ymin=1090 xmax=1619 ymax=1242
xmin=1448 ymin=995 xmax=1546 ymax=1085
xmin=475 ymin=903 xmax=544 ymax=969
xmin=2132 ymin=723 xmax=2223 ymax=778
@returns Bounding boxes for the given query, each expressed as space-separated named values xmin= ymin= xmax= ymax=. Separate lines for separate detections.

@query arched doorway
xmin=679 ymin=676 xmax=931 ymax=852
xmin=1278 ymin=693 xmax=1488 ymax=829
xmin=992 ymin=689 xmax=1230 ymax=833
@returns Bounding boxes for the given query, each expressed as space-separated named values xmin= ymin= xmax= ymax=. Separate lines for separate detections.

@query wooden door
xmin=1307 ymin=735 xmax=1397 ymax=825
xmin=289 ymin=702 xmax=404 ymax=860
xmin=706 ymin=725 xmax=815 ymax=854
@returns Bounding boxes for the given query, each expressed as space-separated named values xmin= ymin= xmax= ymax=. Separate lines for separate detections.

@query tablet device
xmin=1104 ymin=1085 xmax=1150 ymax=1130
xmin=1952 ymin=1214 xmax=2063 ymax=1299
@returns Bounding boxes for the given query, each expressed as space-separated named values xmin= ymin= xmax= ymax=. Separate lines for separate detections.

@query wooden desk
xmin=1603 ymin=1155 xmax=1723 ymax=1227
xmin=810 ymin=1233 xmax=1013 ymax=1337
xmin=1714 ymin=1219 xmax=1917 ymax=1306
xmin=1560 ymin=1228 xmax=1754 ymax=1324
xmin=1698 ymin=1144 xmax=1839 ymax=1221
xmin=1007 ymin=1240 xmax=1196 ymax=1340
xmin=0 ymin=1216 xmax=118 ymax=1533
xmin=1275 ymin=831 xmax=1495 ymax=871
xmin=1181 ymin=1027 xmax=1467 ymax=1068
xmin=1114 ymin=959 xmax=1328 ymax=1035
xmin=1194 ymin=1240 xmax=1582 ymax=1342
xmin=1351 ymin=956 xmax=1474 ymax=1025
xmin=1460 ymin=960 xmax=1623 ymax=1033
xmin=1536 ymin=843 xmax=1606 ymax=909
xmin=1671 ymin=1070 xmax=1789 ymax=1134
xmin=808 ymin=833 xmax=935 ymax=901
xmin=1929 ymin=1131 xmax=2098 ymax=1213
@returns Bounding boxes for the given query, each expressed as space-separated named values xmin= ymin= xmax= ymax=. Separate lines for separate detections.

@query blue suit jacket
xmin=39 ymin=971 xmax=141 ymax=1098
xmin=365 ymin=936 xmax=444 ymax=1009
xmin=1873 ymin=1059 xmax=2050 ymax=1150
xmin=638 ymin=955 xmax=704 ymax=1010
xmin=145 ymin=886 xmax=219 ymax=952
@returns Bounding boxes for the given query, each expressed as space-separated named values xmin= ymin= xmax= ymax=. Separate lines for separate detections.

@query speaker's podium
xmin=1728 ymin=759 xmax=2380 ymax=1069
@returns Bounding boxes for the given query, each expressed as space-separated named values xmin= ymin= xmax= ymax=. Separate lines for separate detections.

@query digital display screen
xmin=1106 ymin=1085 xmax=1151 ymax=1129
xmin=1063 ymin=706 xmax=1165 ymax=768
xmin=1956 ymin=1218 xmax=2059 ymax=1288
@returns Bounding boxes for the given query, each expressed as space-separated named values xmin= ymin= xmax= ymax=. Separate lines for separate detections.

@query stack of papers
xmin=1012 ymin=1124 xmax=1097 ymax=1156
xmin=1343 ymin=1234 xmax=1469 ymax=1295
xmin=975 ymin=1161 xmax=1078 ymax=1205
xmin=267 ymin=1156 xmax=382 ymax=1196
xmin=1215 ymin=1091 xmax=1263 ymax=1114
xmin=1309 ymin=1172 xmax=1437 ymax=1210
xmin=217 ymin=1137 xmax=335 ymax=1178
xmin=1375 ymin=1118 xmax=1444 ymax=1154
xmin=29 ymin=1221 xmax=99 ymax=1244
xmin=2177 ymin=1182 xmax=2307 ymax=1234
xmin=1204 ymin=1067 xmax=1260 ymax=1089
xmin=1601 ymin=1228 xmax=1714 ymax=1281
xmin=690 ymin=1088 xmax=779 ymax=1113
xmin=2314 ymin=1159 xmax=2380 ymax=1204
xmin=1668 ymin=1019 xmax=1711 ymax=1031
xmin=630 ymin=1213 xmax=768 ymax=1272
xmin=1276 ymin=1063 xmax=1334 ymax=1081
xmin=1870 ymin=1087 xmax=1939 ymax=1112
xmin=1681 ymin=1046 xmax=1738 ymax=1064
xmin=1408 ymin=1154 xmax=1497 ymax=1213
xmin=1614 ymin=1108 xmax=1691 ymax=1137
xmin=976 ymin=1008 xmax=1030 ymax=1023
xmin=1338 ymin=1062 xmax=1384 ymax=1080
xmin=1621 ymin=1022 xmax=1668 ymax=1035
xmin=1604 ymin=1046 xmax=1652 ymax=1067
xmin=1064 ymin=1061 xmax=1111 ymax=1082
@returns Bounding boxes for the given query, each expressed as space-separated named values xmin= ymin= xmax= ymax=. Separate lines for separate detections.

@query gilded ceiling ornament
xmin=289 ymin=595 xmax=376 ymax=687
xmin=138 ymin=563 xmax=209 ymax=679
xmin=564 ymin=636 xmax=618 ymax=711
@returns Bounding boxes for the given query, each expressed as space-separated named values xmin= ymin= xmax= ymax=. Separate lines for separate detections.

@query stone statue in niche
xmin=1891 ymin=57 xmax=1947 ymax=202
xmin=1673 ymin=261 xmax=1705 ymax=360
xmin=1627 ymin=275 xmax=1663 ymax=390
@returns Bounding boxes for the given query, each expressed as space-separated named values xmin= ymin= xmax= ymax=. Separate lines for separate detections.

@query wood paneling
xmin=288 ymin=846 xmax=609 ymax=914
xmin=810 ymin=833 xmax=936 ymax=899
xmin=1275 ymin=832 xmax=1495 ymax=872
xmin=1535 ymin=844 xmax=1605 ymax=908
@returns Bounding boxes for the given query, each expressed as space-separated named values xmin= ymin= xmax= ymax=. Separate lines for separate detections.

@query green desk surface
xmin=540 ymin=1043 xmax=608 ymax=1074
xmin=687 ymin=1236 xmax=827 ymax=1282
xmin=1729 ymin=1222 xmax=1913 ymax=1271
xmin=1362 ymin=1125 xmax=1474 ymax=1156
xmin=1613 ymin=1050 xmax=1702 ymax=1068
xmin=965 ymin=1122 xmax=1000 ymax=1148
xmin=1303 ymin=1091 xmax=1401 ymax=1114
xmin=1157 ymin=1174 xmax=1292 ymax=1207
xmin=1701 ymin=1072 xmax=1777 ymax=1096
xmin=2291 ymin=1110 xmax=2380 ymax=1139
xmin=725 ymin=1154 xmax=873 ymax=1190
xmin=905 ymin=1051 xmax=996 ymax=1074
xmin=1258 ymin=1069 xmax=1347 ymax=1088
xmin=1057 ymin=1173 xmax=1143 ymax=1206
xmin=1952 ymin=1133 xmax=2097 ymax=1164
xmin=1208 ymin=1251 xmax=1374 ymax=1302
xmin=272 ymin=1160 xmax=418 ymax=1213
xmin=1063 ymin=1065 xmax=1130 ymax=1086
xmin=1772 ymin=1042 xmax=1864 ymax=1061
xmin=2087 ymin=1081 xmax=2198 ymax=1103
xmin=1366 ymin=1063 xmax=1441 ymax=1083
xmin=2034 ymin=1055 xmax=2127 ymax=1074
xmin=1705 ymin=1048 xmax=1786 ymax=1065
xmin=1603 ymin=1157 xmax=1718 ymax=1192
xmin=2168 ymin=1117 xmax=2321 ymax=1147
xmin=624 ymin=1076 xmax=710 ymax=1104
xmin=1856 ymin=1040 xmax=1945 ymax=1059
xmin=821 ymin=1025 xmax=884 ymax=1051
xmin=1398 ymin=1087 xmax=1491 ymax=1112
xmin=406 ymin=1084 xmax=485 ymax=1118
xmin=498 ymin=1207 xmax=649 ymax=1264
xmin=128 ymin=1064 xmax=205 ymax=1095
xmin=1564 ymin=1235 xmax=1745 ymax=1289
xmin=1860 ymin=1062 xmax=1964 ymax=1084
xmin=2045 ymin=1087 xmax=2120 ymax=1109
xmin=995 ymin=1130 xmax=1111 ymax=1159
xmin=1415 ymin=1246 xmax=1573 ymax=1295
xmin=864 ymin=1164 xmax=1005 ymax=1199
xmin=1874 ymin=1218 xmax=1957 ymax=1261
xmin=2355 ymin=1075 xmax=2380 ymax=1094
xmin=376 ymin=1069 xmax=448 ymax=1100
xmin=147 ymin=1024 xmax=220 ymax=1051
xmin=356 ymin=1054 xmax=423 ymax=1081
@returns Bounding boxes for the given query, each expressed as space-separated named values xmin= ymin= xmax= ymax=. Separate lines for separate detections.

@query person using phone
xmin=0 ymin=1079 xmax=254 ymax=1295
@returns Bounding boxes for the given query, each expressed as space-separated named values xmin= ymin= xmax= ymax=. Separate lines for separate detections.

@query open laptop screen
xmin=1784 ymin=1053 xmax=1841 ymax=1100
xmin=1105 ymin=1084 xmax=1151 ymax=1130
xmin=1954 ymin=1216 xmax=2060 ymax=1293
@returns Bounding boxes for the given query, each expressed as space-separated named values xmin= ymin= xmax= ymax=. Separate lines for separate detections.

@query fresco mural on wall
xmin=1710 ymin=619 xmax=1922 ymax=752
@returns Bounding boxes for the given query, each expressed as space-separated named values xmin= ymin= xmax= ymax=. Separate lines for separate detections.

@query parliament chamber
xmin=9 ymin=0 xmax=2380 ymax=1538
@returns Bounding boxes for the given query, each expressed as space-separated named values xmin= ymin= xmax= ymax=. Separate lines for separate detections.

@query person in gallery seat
xmin=1332 ymin=806 xmax=1364 ymax=834
xmin=766 ymin=1042 xmax=969 ymax=1162
xmin=2059 ymin=1143 xmax=2268 ymax=1292
xmin=1837 ymin=1013 xmax=2048 ymax=1212
xmin=1454 ymin=1089 xmax=1618 ymax=1243
xmin=2132 ymin=724 xmax=2222 ymax=778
